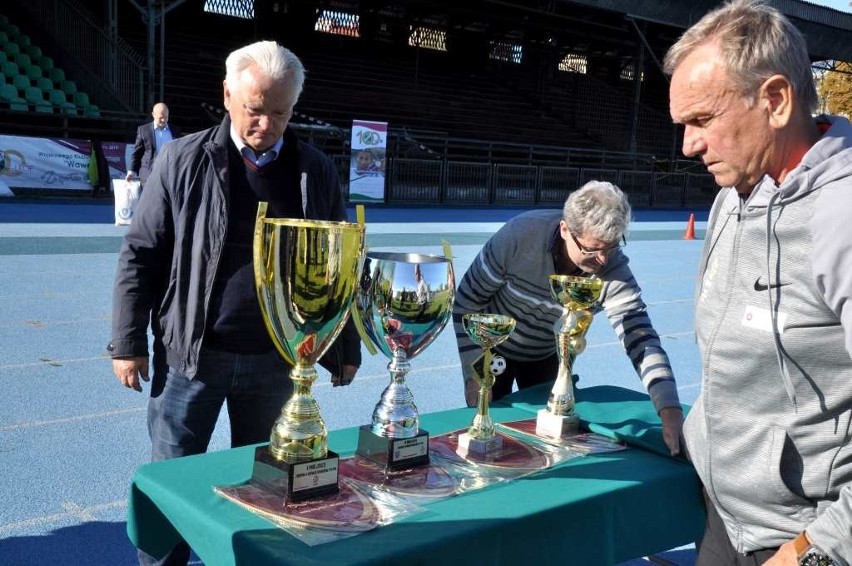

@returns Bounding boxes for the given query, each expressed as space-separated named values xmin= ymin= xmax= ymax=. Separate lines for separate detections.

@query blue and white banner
xmin=0 ymin=134 xmax=130 ymax=194
xmin=348 ymin=120 xmax=387 ymax=203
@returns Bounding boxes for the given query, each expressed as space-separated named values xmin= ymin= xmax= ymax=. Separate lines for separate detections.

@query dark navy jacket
xmin=110 ymin=116 xmax=361 ymax=378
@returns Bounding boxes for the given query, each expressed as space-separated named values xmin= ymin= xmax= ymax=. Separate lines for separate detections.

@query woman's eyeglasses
xmin=569 ymin=232 xmax=626 ymax=257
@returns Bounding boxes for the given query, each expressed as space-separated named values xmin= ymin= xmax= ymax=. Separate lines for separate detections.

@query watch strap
xmin=794 ymin=532 xmax=811 ymax=558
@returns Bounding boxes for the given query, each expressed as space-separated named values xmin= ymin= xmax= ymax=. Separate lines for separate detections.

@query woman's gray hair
xmin=562 ymin=181 xmax=631 ymax=243
xmin=225 ymin=40 xmax=306 ymax=101
xmin=663 ymin=0 xmax=817 ymax=114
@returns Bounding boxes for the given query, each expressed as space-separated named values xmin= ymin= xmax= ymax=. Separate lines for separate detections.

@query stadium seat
xmin=23 ymin=64 xmax=42 ymax=81
xmin=39 ymin=56 xmax=54 ymax=72
xmin=0 ymin=51 xmax=6 ymax=65
xmin=13 ymin=74 xmax=29 ymax=92
xmin=36 ymin=76 xmax=52 ymax=91
xmin=60 ymin=79 xmax=77 ymax=96
xmin=24 ymin=85 xmax=51 ymax=113
xmin=1 ymin=61 xmax=19 ymax=79
xmin=4 ymin=42 xmax=20 ymax=57
xmin=50 ymin=67 xmax=64 ymax=83
xmin=48 ymin=89 xmax=76 ymax=115
xmin=73 ymin=91 xmax=90 ymax=107
xmin=85 ymin=104 xmax=100 ymax=117
xmin=4 ymin=25 xmax=22 ymax=41
xmin=0 ymin=15 xmax=8 ymax=26
xmin=0 ymin=31 xmax=8 ymax=44
xmin=26 ymin=45 xmax=42 ymax=60
xmin=0 ymin=83 xmax=28 ymax=111
xmin=13 ymin=53 xmax=31 ymax=68
xmin=16 ymin=34 xmax=31 ymax=48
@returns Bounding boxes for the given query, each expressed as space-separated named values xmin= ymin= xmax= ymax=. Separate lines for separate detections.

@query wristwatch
xmin=794 ymin=532 xmax=834 ymax=566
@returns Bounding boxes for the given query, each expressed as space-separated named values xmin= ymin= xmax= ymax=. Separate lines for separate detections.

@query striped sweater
xmin=452 ymin=209 xmax=680 ymax=413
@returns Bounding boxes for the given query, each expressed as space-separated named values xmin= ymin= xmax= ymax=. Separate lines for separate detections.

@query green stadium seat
xmin=60 ymin=79 xmax=77 ymax=96
xmin=24 ymin=86 xmax=51 ymax=113
xmin=0 ymin=51 xmax=6 ymax=64
xmin=36 ymin=76 xmax=52 ymax=91
xmin=0 ymin=31 xmax=8 ymax=44
xmin=0 ymin=83 xmax=28 ymax=111
xmin=24 ymin=64 xmax=42 ymax=81
xmin=85 ymin=104 xmax=100 ymax=117
xmin=73 ymin=91 xmax=89 ymax=107
xmin=3 ymin=24 xmax=21 ymax=37
xmin=14 ymin=53 xmax=31 ymax=68
xmin=13 ymin=74 xmax=29 ymax=91
xmin=24 ymin=85 xmax=43 ymax=103
xmin=0 ymin=15 xmax=8 ymax=26
xmin=48 ymin=89 xmax=76 ymax=114
xmin=16 ymin=34 xmax=31 ymax=48
xmin=49 ymin=67 xmax=64 ymax=83
xmin=39 ymin=56 xmax=54 ymax=72
xmin=2 ymin=60 xmax=19 ymax=78
xmin=26 ymin=45 xmax=41 ymax=60
xmin=4 ymin=42 xmax=20 ymax=57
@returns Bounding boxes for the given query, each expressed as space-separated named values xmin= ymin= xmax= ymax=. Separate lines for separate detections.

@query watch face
xmin=800 ymin=551 xmax=834 ymax=566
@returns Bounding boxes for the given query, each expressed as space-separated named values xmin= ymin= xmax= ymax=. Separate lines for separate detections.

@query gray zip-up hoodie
xmin=687 ymin=115 xmax=852 ymax=563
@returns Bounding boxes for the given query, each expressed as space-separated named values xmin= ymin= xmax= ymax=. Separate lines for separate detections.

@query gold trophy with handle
xmin=251 ymin=202 xmax=365 ymax=501
xmin=535 ymin=275 xmax=603 ymax=439
xmin=458 ymin=313 xmax=516 ymax=454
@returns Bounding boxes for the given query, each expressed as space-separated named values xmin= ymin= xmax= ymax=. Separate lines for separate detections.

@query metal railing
xmin=336 ymin=156 xmax=717 ymax=208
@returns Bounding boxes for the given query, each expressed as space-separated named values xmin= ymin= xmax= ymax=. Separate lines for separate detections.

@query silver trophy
xmin=352 ymin=251 xmax=455 ymax=470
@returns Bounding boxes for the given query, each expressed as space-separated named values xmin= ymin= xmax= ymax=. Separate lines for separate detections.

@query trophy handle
xmin=253 ymin=201 xmax=296 ymax=366
xmin=348 ymin=204 xmax=378 ymax=356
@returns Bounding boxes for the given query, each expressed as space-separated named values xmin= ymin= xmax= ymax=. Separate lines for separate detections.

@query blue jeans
xmin=138 ymin=346 xmax=292 ymax=565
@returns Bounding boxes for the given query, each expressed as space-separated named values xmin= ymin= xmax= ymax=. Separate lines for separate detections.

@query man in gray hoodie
xmin=666 ymin=1 xmax=852 ymax=564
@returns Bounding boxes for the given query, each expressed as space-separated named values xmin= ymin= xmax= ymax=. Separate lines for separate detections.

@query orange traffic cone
xmin=683 ymin=213 xmax=696 ymax=240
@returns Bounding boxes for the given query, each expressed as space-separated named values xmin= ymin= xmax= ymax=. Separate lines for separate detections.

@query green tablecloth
xmin=127 ymin=386 xmax=704 ymax=566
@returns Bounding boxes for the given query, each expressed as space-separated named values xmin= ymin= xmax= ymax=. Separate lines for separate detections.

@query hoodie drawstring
xmin=765 ymin=190 xmax=798 ymax=409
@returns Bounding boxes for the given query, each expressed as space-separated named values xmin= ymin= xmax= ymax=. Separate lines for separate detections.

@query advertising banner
xmin=348 ymin=120 xmax=387 ymax=203
xmin=0 ymin=135 xmax=130 ymax=194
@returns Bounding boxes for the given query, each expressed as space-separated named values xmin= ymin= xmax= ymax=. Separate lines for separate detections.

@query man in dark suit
xmin=126 ymin=102 xmax=180 ymax=186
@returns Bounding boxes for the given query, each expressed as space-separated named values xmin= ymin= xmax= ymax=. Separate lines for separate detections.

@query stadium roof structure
xmin=333 ymin=0 xmax=852 ymax=64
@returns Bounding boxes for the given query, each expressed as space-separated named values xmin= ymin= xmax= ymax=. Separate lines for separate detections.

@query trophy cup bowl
xmin=251 ymin=202 xmax=365 ymax=501
xmin=352 ymin=251 xmax=455 ymax=471
xmin=458 ymin=313 xmax=516 ymax=455
xmin=535 ymin=275 xmax=603 ymax=439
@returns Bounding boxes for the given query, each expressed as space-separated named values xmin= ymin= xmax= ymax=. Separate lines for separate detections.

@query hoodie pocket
xmin=766 ymin=425 xmax=815 ymax=513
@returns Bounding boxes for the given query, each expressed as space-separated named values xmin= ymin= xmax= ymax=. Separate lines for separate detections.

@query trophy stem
xmin=269 ymin=365 xmax=328 ymax=462
xmin=371 ymin=348 xmax=420 ymax=439
xmin=468 ymin=347 xmax=495 ymax=439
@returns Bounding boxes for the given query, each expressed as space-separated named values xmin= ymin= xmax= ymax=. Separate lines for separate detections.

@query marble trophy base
xmin=252 ymin=446 xmax=340 ymax=502
xmin=356 ymin=425 xmax=430 ymax=472
xmin=457 ymin=432 xmax=503 ymax=455
xmin=535 ymin=407 xmax=580 ymax=439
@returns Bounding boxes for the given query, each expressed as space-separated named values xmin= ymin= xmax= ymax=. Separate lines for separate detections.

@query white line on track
xmin=0 ymin=407 xmax=144 ymax=432
xmin=0 ymin=500 xmax=127 ymax=536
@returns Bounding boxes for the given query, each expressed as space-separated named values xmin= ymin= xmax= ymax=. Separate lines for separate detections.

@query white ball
xmin=490 ymin=355 xmax=507 ymax=376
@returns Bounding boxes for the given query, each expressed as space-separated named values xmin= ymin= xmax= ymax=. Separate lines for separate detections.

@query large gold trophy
xmin=352 ymin=251 xmax=455 ymax=471
xmin=458 ymin=313 xmax=516 ymax=454
xmin=535 ymin=275 xmax=603 ymax=439
xmin=251 ymin=202 xmax=365 ymax=501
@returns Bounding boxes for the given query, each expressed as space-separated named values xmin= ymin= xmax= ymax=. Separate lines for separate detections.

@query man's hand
xmin=113 ymin=356 xmax=150 ymax=392
xmin=331 ymin=364 xmax=358 ymax=387
xmin=660 ymin=406 xmax=684 ymax=456
xmin=125 ymin=171 xmax=134 ymax=182
xmin=465 ymin=379 xmax=488 ymax=407
xmin=762 ymin=538 xmax=800 ymax=566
